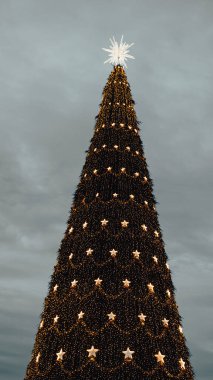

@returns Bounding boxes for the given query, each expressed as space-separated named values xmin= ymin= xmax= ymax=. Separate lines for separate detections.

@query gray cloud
xmin=0 ymin=0 xmax=213 ymax=378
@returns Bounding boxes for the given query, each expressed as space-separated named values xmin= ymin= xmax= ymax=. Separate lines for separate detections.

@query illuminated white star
xmin=86 ymin=248 xmax=93 ymax=256
xmin=179 ymin=358 xmax=186 ymax=369
xmin=121 ymin=220 xmax=129 ymax=227
xmin=102 ymin=35 xmax=135 ymax=68
xmin=122 ymin=347 xmax=135 ymax=360
xmin=87 ymin=345 xmax=99 ymax=358
xmin=36 ymin=352 xmax=41 ymax=363
xmin=53 ymin=315 xmax=59 ymax=324
xmin=83 ymin=221 xmax=88 ymax=229
xmin=78 ymin=311 xmax=85 ymax=319
xmin=147 ymin=283 xmax=154 ymax=293
xmin=101 ymin=219 xmax=108 ymax=226
xmin=68 ymin=226 xmax=74 ymax=234
xmin=69 ymin=253 xmax=73 ymax=260
xmin=133 ymin=250 xmax=140 ymax=259
xmin=155 ymin=351 xmax=165 ymax=365
xmin=71 ymin=279 xmax=78 ymax=288
xmin=107 ymin=312 xmax=116 ymax=321
xmin=53 ymin=284 xmax=58 ymax=292
xmin=153 ymin=255 xmax=158 ymax=263
xmin=138 ymin=313 xmax=147 ymax=324
xmin=39 ymin=320 xmax=44 ymax=329
xmin=162 ymin=318 xmax=169 ymax=328
xmin=141 ymin=224 xmax=147 ymax=231
xmin=56 ymin=348 xmax=65 ymax=361
xmin=110 ymin=248 xmax=117 ymax=257
xmin=94 ymin=277 xmax=103 ymax=286
xmin=123 ymin=278 xmax=131 ymax=288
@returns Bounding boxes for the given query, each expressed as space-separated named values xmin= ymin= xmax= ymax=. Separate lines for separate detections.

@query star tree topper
xmin=102 ymin=36 xmax=135 ymax=68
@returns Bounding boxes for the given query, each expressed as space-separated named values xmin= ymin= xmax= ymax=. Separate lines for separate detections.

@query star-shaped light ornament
xmin=87 ymin=345 xmax=99 ymax=360
xmin=141 ymin=224 xmax=148 ymax=231
xmin=69 ymin=253 xmax=73 ymax=260
xmin=78 ymin=311 xmax=85 ymax=320
xmin=107 ymin=312 xmax=116 ymax=321
xmin=86 ymin=248 xmax=93 ymax=256
xmin=102 ymin=36 xmax=135 ymax=68
xmin=39 ymin=320 xmax=44 ymax=329
xmin=36 ymin=352 xmax=41 ymax=363
xmin=123 ymin=278 xmax=131 ymax=288
xmin=155 ymin=351 xmax=165 ymax=365
xmin=113 ymin=193 xmax=118 ymax=198
xmin=179 ymin=325 xmax=183 ymax=334
xmin=153 ymin=255 xmax=158 ymax=263
xmin=147 ymin=283 xmax=154 ymax=293
xmin=138 ymin=313 xmax=147 ymax=325
xmin=95 ymin=277 xmax=103 ymax=286
xmin=101 ymin=219 xmax=109 ymax=226
xmin=121 ymin=220 xmax=129 ymax=227
xmin=179 ymin=358 xmax=186 ymax=370
xmin=71 ymin=279 xmax=78 ymax=288
xmin=54 ymin=315 xmax=59 ymax=324
xmin=133 ymin=250 xmax=141 ymax=259
xmin=162 ymin=318 xmax=169 ymax=328
xmin=53 ymin=284 xmax=58 ymax=292
xmin=68 ymin=226 xmax=74 ymax=234
xmin=83 ymin=221 xmax=88 ymax=229
xmin=110 ymin=248 xmax=118 ymax=257
xmin=56 ymin=348 xmax=66 ymax=361
xmin=122 ymin=347 xmax=135 ymax=361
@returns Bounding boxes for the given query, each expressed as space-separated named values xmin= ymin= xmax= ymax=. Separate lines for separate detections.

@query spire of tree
xmin=24 ymin=64 xmax=195 ymax=379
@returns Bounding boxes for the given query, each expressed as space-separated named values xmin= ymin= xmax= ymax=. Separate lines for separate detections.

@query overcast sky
xmin=0 ymin=0 xmax=213 ymax=379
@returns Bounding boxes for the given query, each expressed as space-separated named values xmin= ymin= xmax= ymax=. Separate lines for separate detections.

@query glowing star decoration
xmin=122 ymin=347 xmax=135 ymax=360
xmin=95 ymin=277 xmax=103 ymax=286
xmin=110 ymin=248 xmax=117 ymax=257
xmin=86 ymin=248 xmax=93 ymax=256
xmin=154 ymin=230 xmax=159 ymax=237
xmin=179 ymin=325 xmax=183 ymax=334
xmin=101 ymin=219 xmax=108 ymax=226
xmin=39 ymin=320 xmax=44 ymax=329
xmin=133 ymin=250 xmax=140 ymax=259
xmin=138 ymin=313 xmax=147 ymax=325
xmin=113 ymin=193 xmax=118 ymax=197
xmin=69 ymin=253 xmax=73 ymax=260
xmin=36 ymin=352 xmax=41 ymax=363
xmin=87 ymin=345 xmax=99 ymax=359
xmin=53 ymin=315 xmax=59 ymax=324
xmin=78 ymin=311 xmax=85 ymax=319
xmin=83 ymin=221 xmax=88 ymax=229
xmin=179 ymin=358 xmax=186 ymax=369
xmin=153 ymin=255 xmax=158 ymax=263
xmin=53 ymin=284 xmax=58 ymax=292
xmin=121 ymin=220 xmax=129 ymax=227
xmin=71 ymin=279 xmax=78 ymax=288
xmin=147 ymin=283 xmax=154 ymax=293
xmin=68 ymin=226 xmax=74 ymax=234
xmin=141 ymin=224 xmax=148 ymax=231
xmin=107 ymin=312 xmax=116 ymax=321
xmin=102 ymin=36 xmax=135 ymax=68
xmin=155 ymin=351 xmax=165 ymax=365
xmin=56 ymin=348 xmax=65 ymax=361
xmin=123 ymin=278 xmax=131 ymax=288
xmin=162 ymin=318 xmax=169 ymax=328
xmin=130 ymin=194 xmax=135 ymax=199
xmin=166 ymin=289 xmax=171 ymax=298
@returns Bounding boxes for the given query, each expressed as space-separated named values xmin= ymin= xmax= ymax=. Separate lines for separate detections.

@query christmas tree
xmin=24 ymin=37 xmax=194 ymax=380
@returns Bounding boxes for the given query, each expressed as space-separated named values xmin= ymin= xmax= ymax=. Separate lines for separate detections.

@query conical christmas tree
xmin=24 ymin=38 xmax=194 ymax=380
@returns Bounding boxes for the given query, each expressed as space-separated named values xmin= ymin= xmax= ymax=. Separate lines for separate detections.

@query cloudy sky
xmin=0 ymin=0 xmax=212 ymax=378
